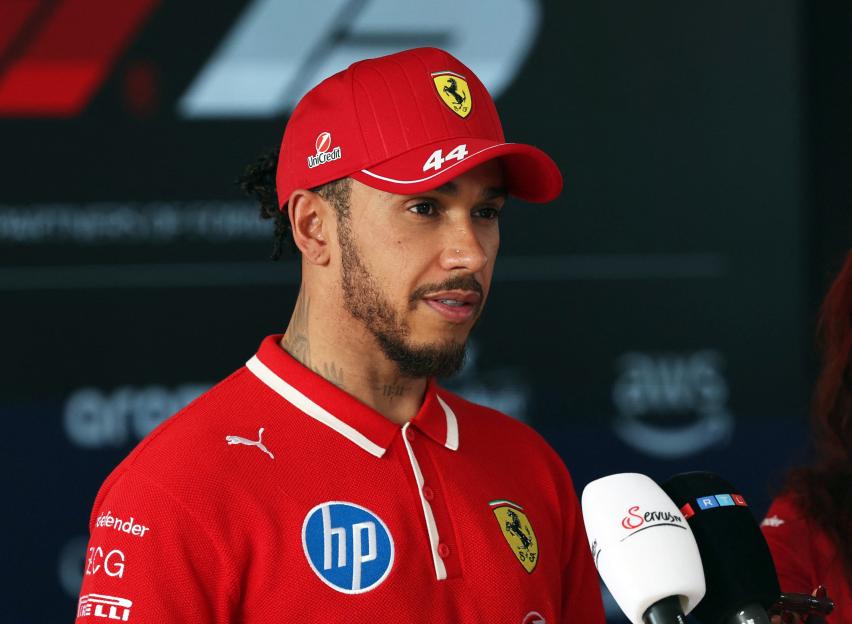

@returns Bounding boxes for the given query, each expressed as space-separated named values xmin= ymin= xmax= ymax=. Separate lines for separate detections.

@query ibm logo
xmin=302 ymin=501 xmax=394 ymax=593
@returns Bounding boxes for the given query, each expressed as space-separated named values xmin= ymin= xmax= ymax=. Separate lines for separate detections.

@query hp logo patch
xmin=302 ymin=501 xmax=394 ymax=593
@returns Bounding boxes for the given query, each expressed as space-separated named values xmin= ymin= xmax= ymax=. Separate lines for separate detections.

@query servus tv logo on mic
xmin=620 ymin=505 xmax=687 ymax=541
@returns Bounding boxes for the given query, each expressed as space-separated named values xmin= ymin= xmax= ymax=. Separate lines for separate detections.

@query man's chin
xmin=416 ymin=313 xmax=481 ymax=344
xmin=375 ymin=334 xmax=468 ymax=379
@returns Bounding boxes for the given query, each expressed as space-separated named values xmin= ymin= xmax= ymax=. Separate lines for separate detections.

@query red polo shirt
xmin=76 ymin=335 xmax=604 ymax=623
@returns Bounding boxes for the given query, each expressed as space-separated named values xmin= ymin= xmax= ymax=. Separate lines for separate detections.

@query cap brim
xmin=350 ymin=137 xmax=563 ymax=203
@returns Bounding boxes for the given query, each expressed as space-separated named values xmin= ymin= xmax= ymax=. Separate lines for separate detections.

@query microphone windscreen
xmin=582 ymin=473 xmax=705 ymax=624
xmin=661 ymin=472 xmax=780 ymax=624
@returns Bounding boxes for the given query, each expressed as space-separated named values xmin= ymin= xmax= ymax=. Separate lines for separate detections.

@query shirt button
xmin=422 ymin=485 xmax=434 ymax=501
xmin=405 ymin=428 xmax=416 ymax=442
xmin=437 ymin=543 xmax=450 ymax=558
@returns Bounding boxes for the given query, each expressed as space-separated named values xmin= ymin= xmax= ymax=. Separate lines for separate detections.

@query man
xmin=76 ymin=47 xmax=605 ymax=623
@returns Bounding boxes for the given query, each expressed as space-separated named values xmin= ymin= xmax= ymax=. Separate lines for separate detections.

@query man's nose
xmin=439 ymin=224 xmax=489 ymax=273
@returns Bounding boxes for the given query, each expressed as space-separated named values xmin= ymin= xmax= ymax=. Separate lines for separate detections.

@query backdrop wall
xmin=1 ymin=1 xmax=814 ymax=621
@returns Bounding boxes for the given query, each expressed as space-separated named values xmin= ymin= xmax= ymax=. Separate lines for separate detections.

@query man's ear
xmin=288 ymin=189 xmax=330 ymax=265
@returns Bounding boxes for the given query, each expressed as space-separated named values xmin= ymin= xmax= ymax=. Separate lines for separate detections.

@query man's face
xmin=336 ymin=160 xmax=505 ymax=378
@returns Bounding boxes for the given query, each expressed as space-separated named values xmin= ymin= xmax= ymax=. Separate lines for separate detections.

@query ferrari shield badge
xmin=490 ymin=500 xmax=538 ymax=573
xmin=432 ymin=71 xmax=472 ymax=118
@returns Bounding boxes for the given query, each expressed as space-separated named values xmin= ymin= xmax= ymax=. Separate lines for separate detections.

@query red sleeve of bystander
xmin=761 ymin=495 xmax=814 ymax=596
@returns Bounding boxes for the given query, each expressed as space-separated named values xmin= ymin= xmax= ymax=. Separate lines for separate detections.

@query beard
xmin=337 ymin=216 xmax=479 ymax=379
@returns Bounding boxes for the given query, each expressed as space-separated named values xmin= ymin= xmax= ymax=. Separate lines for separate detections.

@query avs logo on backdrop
xmin=302 ymin=501 xmax=394 ymax=594
xmin=611 ymin=350 xmax=734 ymax=459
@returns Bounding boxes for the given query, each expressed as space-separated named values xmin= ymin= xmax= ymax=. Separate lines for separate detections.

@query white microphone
xmin=581 ymin=473 xmax=706 ymax=624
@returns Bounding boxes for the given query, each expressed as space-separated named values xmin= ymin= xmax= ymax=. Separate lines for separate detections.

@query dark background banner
xmin=2 ymin=1 xmax=849 ymax=622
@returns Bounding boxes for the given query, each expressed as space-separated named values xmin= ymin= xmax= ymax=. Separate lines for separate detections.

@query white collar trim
xmin=246 ymin=355 xmax=386 ymax=458
xmin=436 ymin=394 xmax=459 ymax=451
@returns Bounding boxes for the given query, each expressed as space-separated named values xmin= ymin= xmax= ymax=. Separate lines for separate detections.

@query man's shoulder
xmin=90 ymin=363 xmax=287 ymax=529
xmin=110 ymin=365 xmax=268 ymax=483
xmin=435 ymin=386 xmax=558 ymax=454
xmin=435 ymin=387 xmax=579 ymax=516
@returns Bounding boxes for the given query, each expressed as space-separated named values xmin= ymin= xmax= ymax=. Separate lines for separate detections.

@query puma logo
xmin=226 ymin=427 xmax=274 ymax=459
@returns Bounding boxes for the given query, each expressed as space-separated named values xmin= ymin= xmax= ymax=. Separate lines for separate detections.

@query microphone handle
xmin=725 ymin=603 xmax=772 ymax=624
xmin=642 ymin=596 xmax=688 ymax=624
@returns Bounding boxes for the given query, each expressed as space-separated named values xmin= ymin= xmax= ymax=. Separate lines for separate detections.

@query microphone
xmin=581 ymin=473 xmax=705 ymax=624
xmin=661 ymin=472 xmax=780 ymax=624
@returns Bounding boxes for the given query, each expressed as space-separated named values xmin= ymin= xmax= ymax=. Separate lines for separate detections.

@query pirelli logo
xmin=77 ymin=594 xmax=133 ymax=621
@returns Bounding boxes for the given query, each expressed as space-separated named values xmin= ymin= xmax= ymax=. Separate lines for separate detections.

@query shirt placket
xmin=400 ymin=421 xmax=461 ymax=580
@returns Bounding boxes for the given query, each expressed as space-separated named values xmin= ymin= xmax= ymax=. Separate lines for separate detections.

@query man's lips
xmin=422 ymin=290 xmax=481 ymax=322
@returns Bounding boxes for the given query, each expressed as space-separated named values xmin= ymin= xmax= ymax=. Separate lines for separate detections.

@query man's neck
xmin=280 ymin=290 xmax=427 ymax=425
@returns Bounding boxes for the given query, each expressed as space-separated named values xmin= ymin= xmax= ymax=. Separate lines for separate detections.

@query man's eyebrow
xmin=483 ymin=186 xmax=508 ymax=201
xmin=432 ymin=181 xmax=458 ymax=196
xmin=429 ymin=182 xmax=508 ymax=200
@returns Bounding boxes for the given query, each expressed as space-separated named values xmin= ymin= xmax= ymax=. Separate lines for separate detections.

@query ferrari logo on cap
xmin=490 ymin=500 xmax=538 ymax=573
xmin=432 ymin=72 xmax=471 ymax=118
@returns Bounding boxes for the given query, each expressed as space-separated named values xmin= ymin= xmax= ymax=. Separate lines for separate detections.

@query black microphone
xmin=661 ymin=472 xmax=779 ymax=624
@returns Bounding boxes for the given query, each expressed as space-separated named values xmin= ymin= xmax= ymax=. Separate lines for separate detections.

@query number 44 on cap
xmin=423 ymin=144 xmax=469 ymax=172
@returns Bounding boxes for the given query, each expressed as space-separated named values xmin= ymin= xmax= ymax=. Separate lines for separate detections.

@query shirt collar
xmin=246 ymin=335 xmax=459 ymax=457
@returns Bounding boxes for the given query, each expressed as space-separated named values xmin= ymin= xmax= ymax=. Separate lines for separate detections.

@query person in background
xmin=762 ymin=251 xmax=852 ymax=623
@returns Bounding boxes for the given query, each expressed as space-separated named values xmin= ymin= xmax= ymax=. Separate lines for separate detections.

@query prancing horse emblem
xmin=505 ymin=509 xmax=532 ymax=549
xmin=226 ymin=427 xmax=274 ymax=459
xmin=490 ymin=500 xmax=539 ymax=573
xmin=443 ymin=77 xmax=467 ymax=107
xmin=432 ymin=72 xmax=472 ymax=118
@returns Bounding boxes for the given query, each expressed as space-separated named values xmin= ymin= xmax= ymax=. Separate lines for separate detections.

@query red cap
xmin=276 ymin=47 xmax=562 ymax=209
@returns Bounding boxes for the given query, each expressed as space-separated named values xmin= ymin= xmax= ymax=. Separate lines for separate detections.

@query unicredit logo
xmin=307 ymin=132 xmax=342 ymax=169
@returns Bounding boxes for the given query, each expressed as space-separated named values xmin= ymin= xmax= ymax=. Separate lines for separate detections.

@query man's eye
xmin=408 ymin=202 xmax=436 ymax=216
xmin=475 ymin=206 xmax=501 ymax=220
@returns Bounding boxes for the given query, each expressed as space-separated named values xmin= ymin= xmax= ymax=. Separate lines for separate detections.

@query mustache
xmin=409 ymin=275 xmax=484 ymax=305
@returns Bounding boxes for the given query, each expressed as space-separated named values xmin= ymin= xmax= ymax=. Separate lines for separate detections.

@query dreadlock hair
xmin=237 ymin=148 xmax=351 ymax=260
xmin=784 ymin=250 xmax=852 ymax=581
